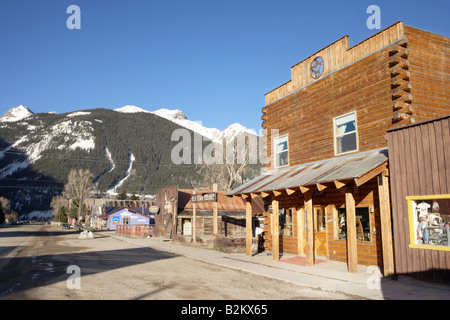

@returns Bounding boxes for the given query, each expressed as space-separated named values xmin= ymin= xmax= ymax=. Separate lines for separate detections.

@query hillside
xmin=0 ymin=106 xmax=261 ymax=217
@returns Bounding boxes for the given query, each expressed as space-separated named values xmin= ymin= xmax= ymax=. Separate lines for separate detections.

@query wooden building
xmin=155 ymin=186 xmax=264 ymax=241
xmin=386 ymin=115 xmax=450 ymax=284
xmin=227 ymin=21 xmax=449 ymax=276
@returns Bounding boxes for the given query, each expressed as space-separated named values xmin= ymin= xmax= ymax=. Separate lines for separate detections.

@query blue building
xmin=108 ymin=207 xmax=153 ymax=230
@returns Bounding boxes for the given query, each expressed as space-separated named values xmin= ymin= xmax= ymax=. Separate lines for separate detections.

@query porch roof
xmin=226 ymin=148 xmax=388 ymax=197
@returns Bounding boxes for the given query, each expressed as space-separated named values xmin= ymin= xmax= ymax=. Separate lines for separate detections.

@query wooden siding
xmin=262 ymin=45 xmax=394 ymax=169
xmin=404 ymin=26 xmax=450 ymax=122
xmin=386 ymin=116 xmax=450 ymax=284
xmin=265 ymin=22 xmax=405 ymax=105
xmin=262 ymin=24 xmax=449 ymax=172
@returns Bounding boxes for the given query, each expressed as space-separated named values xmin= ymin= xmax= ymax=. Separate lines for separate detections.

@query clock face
xmin=310 ymin=56 xmax=324 ymax=79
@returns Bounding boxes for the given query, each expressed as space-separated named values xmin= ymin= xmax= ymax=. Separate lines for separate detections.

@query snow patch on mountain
xmin=67 ymin=111 xmax=91 ymax=117
xmin=106 ymin=151 xmax=135 ymax=195
xmin=1 ymin=105 xmax=34 ymax=122
xmin=113 ymin=105 xmax=258 ymax=142
xmin=10 ymin=119 xmax=96 ymax=166
xmin=151 ymin=108 xmax=222 ymax=142
xmin=114 ymin=105 xmax=151 ymax=114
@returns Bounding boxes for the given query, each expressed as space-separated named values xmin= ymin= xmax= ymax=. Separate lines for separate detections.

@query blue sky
xmin=0 ymin=0 xmax=449 ymax=131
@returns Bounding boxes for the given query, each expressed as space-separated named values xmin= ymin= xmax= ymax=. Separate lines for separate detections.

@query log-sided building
xmin=227 ymin=21 xmax=450 ymax=277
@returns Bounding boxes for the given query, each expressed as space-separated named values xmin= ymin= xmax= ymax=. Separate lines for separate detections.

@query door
xmin=314 ymin=207 xmax=327 ymax=257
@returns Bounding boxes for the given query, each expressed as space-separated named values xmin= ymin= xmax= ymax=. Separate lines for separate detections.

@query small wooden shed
xmin=386 ymin=115 xmax=450 ymax=284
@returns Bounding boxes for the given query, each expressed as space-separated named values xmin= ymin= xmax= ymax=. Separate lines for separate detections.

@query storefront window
xmin=279 ymin=208 xmax=293 ymax=236
xmin=336 ymin=207 xmax=371 ymax=241
xmin=407 ymin=195 xmax=450 ymax=250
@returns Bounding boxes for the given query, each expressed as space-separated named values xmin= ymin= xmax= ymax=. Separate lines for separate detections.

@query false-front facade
xmin=228 ymin=21 xmax=450 ymax=276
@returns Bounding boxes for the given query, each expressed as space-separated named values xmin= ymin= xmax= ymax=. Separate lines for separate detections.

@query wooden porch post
xmin=246 ymin=197 xmax=253 ymax=257
xmin=378 ymin=172 xmax=395 ymax=276
xmin=296 ymin=208 xmax=304 ymax=255
xmin=304 ymin=190 xmax=314 ymax=267
xmin=212 ymin=183 xmax=218 ymax=237
xmin=193 ymin=190 xmax=197 ymax=244
xmin=272 ymin=197 xmax=279 ymax=261
xmin=345 ymin=184 xmax=358 ymax=273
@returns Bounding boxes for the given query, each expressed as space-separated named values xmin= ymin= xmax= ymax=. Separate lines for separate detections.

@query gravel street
xmin=0 ymin=223 xmax=357 ymax=300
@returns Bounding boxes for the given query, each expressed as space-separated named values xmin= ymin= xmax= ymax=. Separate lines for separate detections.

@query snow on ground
xmin=25 ymin=210 xmax=53 ymax=220
xmin=106 ymin=151 xmax=135 ymax=195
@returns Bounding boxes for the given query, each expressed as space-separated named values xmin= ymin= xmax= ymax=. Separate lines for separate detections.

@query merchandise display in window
xmin=412 ymin=198 xmax=450 ymax=247
xmin=279 ymin=208 xmax=293 ymax=236
xmin=336 ymin=207 xmax=371 ymax=241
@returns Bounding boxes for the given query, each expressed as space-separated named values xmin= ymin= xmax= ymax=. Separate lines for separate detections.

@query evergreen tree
xmin=117 ymin=188 xmax=127 ymax=200
xmin=55 ymin=206 xmax=68 ymax=223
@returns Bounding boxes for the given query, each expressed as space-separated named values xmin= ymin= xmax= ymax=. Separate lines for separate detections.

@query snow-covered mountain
xmin=114 ymin=105 xmax=258 ymax=142
xmin=0 ymin=105 xmax=262 ymax=217
xmin=1 ymin=105 xmax=34 ymax=122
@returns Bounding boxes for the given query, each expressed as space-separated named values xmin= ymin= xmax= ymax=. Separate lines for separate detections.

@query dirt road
xmin=0 ymin=224 xmax=355 ymax=300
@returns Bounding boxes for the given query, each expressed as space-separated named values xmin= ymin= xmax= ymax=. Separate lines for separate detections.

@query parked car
xmin=62 ymin=223 xmax=70 ymax=229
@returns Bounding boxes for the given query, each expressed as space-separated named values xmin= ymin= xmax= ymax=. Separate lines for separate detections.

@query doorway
xmin=301 ymin=206 xmax=328 ymax=258
xmin=314 ymin=207 xmax=327 ymax=257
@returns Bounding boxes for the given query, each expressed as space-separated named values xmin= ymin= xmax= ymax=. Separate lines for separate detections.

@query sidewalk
xmin=102 ymin=232 xmax=450 ymax=300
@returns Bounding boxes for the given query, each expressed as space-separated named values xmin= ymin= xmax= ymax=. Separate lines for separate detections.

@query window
xmin=334 ymin=112 xmax=357 ymax=155
xmin=407 ymin=195 xmax=450 ymax=251
xmin=335 ymin=207 xmax=371 ymax=241
xmin=274 ymin=135 xmax=289 ymax=168
xmin=279 ymin=208 xmax=293 ymax=236
xmin=122 ymin=216 xmax=130 ymax=225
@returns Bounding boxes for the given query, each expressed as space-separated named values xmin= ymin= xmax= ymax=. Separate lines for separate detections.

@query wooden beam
xmin=246 ymin=197 xmax=253 ymax=257
xmin=250 ymin=193 xmax=260 ymax=198
xmin=304 ymin=190 xmax=314 ymax=267
xmin=345 ymin=185 xmax=358 ymax=273
xmin=378 ymin=173 xmax=395 ymax=277
xmin=241 ymin=193 xmax=250 ymax=199
xmin=299 ymin=185 xmax=310 ymax=194
xmin=316 ymin=183 xmax=327 ymax=191
xmin=273 ymin=190 xmax=283 ymax=197
xmin=285 ymin=188 xmax=297 ymax=195
xmin=354 ymin=162 xmax=387 ymax=187
xmin=393 ymin=101 xmax=414 ymax=113
xmin=261 ymin=192 xmax=271 ymax=198
xmin=334 ymin=180 xmax=347 ymax=189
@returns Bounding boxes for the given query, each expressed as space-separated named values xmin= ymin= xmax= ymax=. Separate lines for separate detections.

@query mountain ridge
xmin=0 ymin=105 xmax=261 ymax=217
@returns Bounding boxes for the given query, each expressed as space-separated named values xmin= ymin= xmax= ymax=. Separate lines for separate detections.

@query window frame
xmin=406 ymin=194 xmax=450 ymax=252
xmin=274 ymin=134 xmax=289 ymax=168
xmin=333 ymin=111 xmax=359 ymax=156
